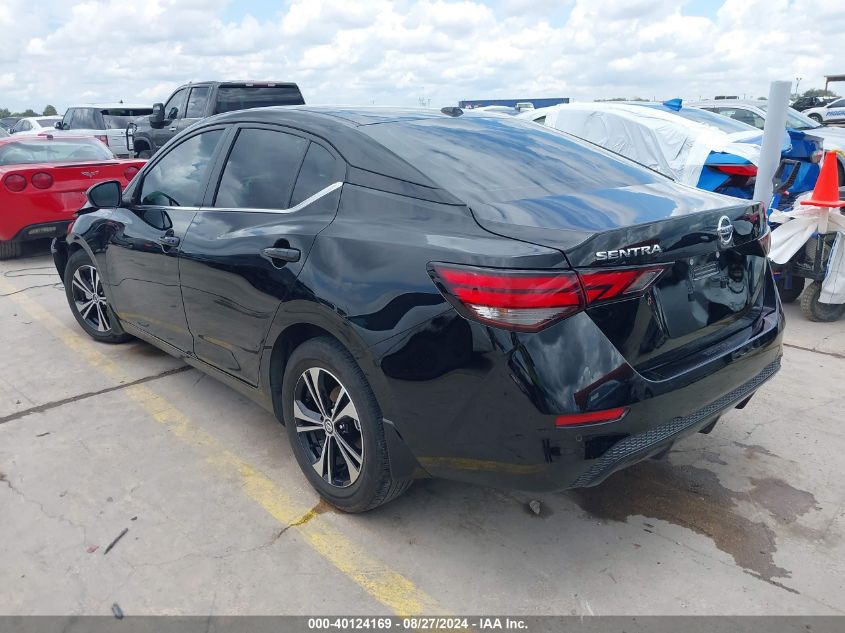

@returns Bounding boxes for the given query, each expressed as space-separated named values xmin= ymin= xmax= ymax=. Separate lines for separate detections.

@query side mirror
xmin=149 ymin=103 xmax=165 ymax=126
xmin=54 ymin=121 xmax=62 ymax=130
xmin=87 ymin=180 xmax=122 ymax=209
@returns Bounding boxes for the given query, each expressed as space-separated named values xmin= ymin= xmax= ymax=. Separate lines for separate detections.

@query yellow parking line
xmin=0 ymin=277 xmax=442 ymax=616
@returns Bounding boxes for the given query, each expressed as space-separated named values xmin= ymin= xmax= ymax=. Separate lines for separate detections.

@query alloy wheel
xmin=71 ymin=264 xmax=111 ymax=332
xmin=293 ymin=367 xmax=364 ymax=488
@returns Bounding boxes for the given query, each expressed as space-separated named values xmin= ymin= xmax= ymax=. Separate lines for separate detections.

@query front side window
xmin=214 ymin=128 xmax=307 ymax=209
xmin=830 ymin=98 xmax=845 ymax=108
xmin=185 ymin=86 xmax=210 ymax=118
xmin=164 ymin=88 xmax=187 ymax=120
xmin=290 ymin=143 xmax=337 ymax=206
xmin=140 ymin=129 xmax=224 ymax=207
xmin=101 ymin=109 xmax=154 ymax=129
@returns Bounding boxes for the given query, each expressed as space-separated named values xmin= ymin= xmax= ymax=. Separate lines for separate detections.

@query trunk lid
xmin=471 ymin=182 xmax=770 ymax=374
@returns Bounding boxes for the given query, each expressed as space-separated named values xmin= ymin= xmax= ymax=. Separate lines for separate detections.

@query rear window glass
xmin=290 ymin=143 xmax=336 ymax=206
xmin=214 ymin=85 xmax=305 ymax=114
xmin=0 ymin=139 xmax=114 ymax=165
xmin=361 ymin=116 xmax=661 ymax=204
xmin=37 ymin=118 xmax=58 ymax=127
xmin=100 ymin=109 xmax=154 ymax=129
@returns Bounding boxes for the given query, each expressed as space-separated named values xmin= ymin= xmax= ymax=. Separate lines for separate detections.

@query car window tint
xmin=164 ymin=89 xmax=187 ymax=120
xmin=214 ymin=128 xmax=307 ymax=209
xmin=290 ymin=143 xmax=337 ymax=206
xmin=831 ymin=99 xmax=845 ymax=108
xmin=140 ymin=130 xmax=224 ymax=207
xmin=185 ymin=86 xmax=210 ymax=118
xmin=70 ymin=108 xmax=98 ymax=129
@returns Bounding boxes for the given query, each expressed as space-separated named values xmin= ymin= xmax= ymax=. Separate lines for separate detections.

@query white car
xmin=54 ymin=104 xmax=153 ymax=158
xmin=9 ymin=116 xmax=63 ymax=136
xmin=803 ymin=97 xmax=845 ymax=125
xmin=692 ymin=99 xmax=845 ymax=182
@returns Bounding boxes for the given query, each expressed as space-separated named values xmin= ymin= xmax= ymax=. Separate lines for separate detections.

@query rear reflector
xmin=556 ymin=407 xmax=628 ymax=427
xmin=429 ymin=263 xmax=665 ymax=332
xmin=712 ymin=164 xmax=758 ymax=177
xmin=3 ymin=174 xmax=26 ymax=192
xmin=31 ymin=172 xmax=53 ymax=189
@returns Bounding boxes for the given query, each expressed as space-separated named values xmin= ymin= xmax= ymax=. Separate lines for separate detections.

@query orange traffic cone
xmin=801 ymin=151 xmax=845 ymax=208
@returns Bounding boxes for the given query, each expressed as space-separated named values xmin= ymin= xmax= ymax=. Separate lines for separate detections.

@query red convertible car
xmin=0 ymin=136 xmax=145 ymax=259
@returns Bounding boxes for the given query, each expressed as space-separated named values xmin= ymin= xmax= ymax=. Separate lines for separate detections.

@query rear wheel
xmin=137 ymin=149 xmax=152 ymax=159
xmin=775 ymin=275 xmax=805 ymax=303
xmin=800 ymin=281 xmax=845 ymax=322
xmin=808 ymin=113 xmax=823 ymax=123
xmin=282 ymin=337 xmax=411 ymax=512
xmin=0 ymin=240 xmax=22 ymax=260
xmin=64 ymin=250 xmax=132 ymax=343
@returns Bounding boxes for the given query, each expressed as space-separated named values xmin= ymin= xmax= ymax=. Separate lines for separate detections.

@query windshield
xmin=362 ymin=115 xmax=662 ymax=205
xmin=0 ymin=139 xmax=114 ymax=165
xmin=100 ymin=108 xmax=154 ymax=129
xmin=757 ymin=104 xmax=820 ymax=130
xmin=214 ymin=85 xmax=305 ymax=114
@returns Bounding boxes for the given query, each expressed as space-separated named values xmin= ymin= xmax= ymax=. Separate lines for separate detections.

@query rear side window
xmin=214 ymin=128 xmax=307 ymax=209
xmin=100 ymin=109 xmax=154 ymax=129
xmin=290 ymin=143 xmax=336 ymax=206
xmin=185 ymin=86 xmax=210 ymax=118
xmin=140 ymin=129 xmax=224 ymax=206
xmin=213 ymin=85 xmax=305 ymax=114
xmin=164 ymin=88 xmax=187 ymax=120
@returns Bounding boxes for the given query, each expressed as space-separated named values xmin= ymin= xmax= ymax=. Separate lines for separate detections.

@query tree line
xmin=0 ymin=105 xmax=59 ymax=118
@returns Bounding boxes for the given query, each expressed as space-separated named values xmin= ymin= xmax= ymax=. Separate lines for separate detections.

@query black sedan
xmin=53 ymin=106 xmax=783 ymax=512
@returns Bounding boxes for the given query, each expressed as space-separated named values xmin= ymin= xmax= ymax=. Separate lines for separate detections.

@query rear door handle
xmin=262 ymin=247 xmax=300 ymax=263
xmin=159 ymin=235 xmax=180 ymax=247
xmin=169 ymin=126 xmax=177 ymax=132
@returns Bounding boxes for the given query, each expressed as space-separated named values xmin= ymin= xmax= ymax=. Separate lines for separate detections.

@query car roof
xmin=67 ymin=103 xmax=152 ymax=109
xmin=208 ymin=105 xmax=502 ymax=126
xmin=690 ymin=99 xmax=764 ymax=108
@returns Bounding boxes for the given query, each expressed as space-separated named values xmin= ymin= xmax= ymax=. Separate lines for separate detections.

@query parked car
xmin=521 ymin=101 xmax=820 ymax=206
xmin=0 ymin=117 xmax=20 ymax=131
xmin=0 ymin=135 xmax=144 ymax=259
xmin=53 ymin=107 xmax=783 ymax=512
xmin=9 ymin=116 xmax=62 ymax=135
xmin=791 ymin=95 xmax=837 ymax=112
xmin=128 ymin=81 xmax=305 ymax=158
xmin=54 ymin=104 xmax=153 ymax=158
xmin=803 ymin=97 xmax=845 ymax=125
xmin=0 ymin=127 xmax=8 ymax=138
xmin=692 ymin=99 xmax=845 ymax=184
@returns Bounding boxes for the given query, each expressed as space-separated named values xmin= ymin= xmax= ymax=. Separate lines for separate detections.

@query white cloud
xmin=1 ymin=0 xmax=844 ymax=112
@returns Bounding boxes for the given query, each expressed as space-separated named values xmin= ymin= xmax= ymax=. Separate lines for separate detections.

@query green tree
xmin=14 ymin=109 xmax=38 ymax=117
xmin=0 ymin=107 xmax=10 ymax=118
xmin=43 ymin=105 xmax=58 ymax=116
xmin=802 ymin=88 xmax=839 ymax=98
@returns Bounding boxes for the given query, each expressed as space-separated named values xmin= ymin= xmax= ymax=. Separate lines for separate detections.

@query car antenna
xmin=441 ymin=106 xmax=463 ymax=117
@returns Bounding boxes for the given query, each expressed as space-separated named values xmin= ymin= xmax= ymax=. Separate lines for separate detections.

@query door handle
xmin=159 ymin=235 xmax=180 ymax=247
xmin=169 ymin=126 xmax=177 ymax=132
xmin=262 ymin=247 xmax=300 ymax=263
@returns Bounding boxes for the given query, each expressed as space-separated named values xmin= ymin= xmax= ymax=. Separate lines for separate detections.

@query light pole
xmin=795 ymin=76 xmax=802 ymax=98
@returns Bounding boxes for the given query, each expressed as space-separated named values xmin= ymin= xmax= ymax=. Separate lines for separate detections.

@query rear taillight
xmin=31 ymin=172 xmax=53 ymax=189
xmin=429 ymin=263 xmax=665 ymax=332
xmin=556 ymin=407 xmax=628 ymax=427
xmin=124 ymin=166 xmax=139 ymax=181
xmin=95 ymin=135 xmax=109 ymax=146
xmin=3 ymin=174 xmax=26 ymax=192
xmin=712 ymin=164 xmax=758 ymax=177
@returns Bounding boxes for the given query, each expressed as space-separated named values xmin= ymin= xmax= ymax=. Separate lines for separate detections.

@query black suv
xmin=791 ymin=96 xmax=837 ymax=112
xmin=127 ymin=81 xmax=304 ymax=158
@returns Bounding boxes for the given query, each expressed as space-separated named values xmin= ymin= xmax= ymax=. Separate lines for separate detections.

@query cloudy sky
xmin=0 ymin=0 xmax=842 ymax=112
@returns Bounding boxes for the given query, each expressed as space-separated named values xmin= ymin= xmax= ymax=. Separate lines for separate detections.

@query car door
xmin=105 ymin=126 xmax=227 ymax=351
xmin=178 ymin=124 xmax=344 ymax=384
xmin=179 ymin=85 xmax=211 ymax=134
xmin=825 ymin=98 xmax=845 ymax=123
xmin=154 ymin=88 xmax=188 ymax=149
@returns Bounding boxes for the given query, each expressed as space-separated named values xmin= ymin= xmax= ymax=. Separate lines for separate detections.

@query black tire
xmin=282 ymin=337 xmax=411 ymax=513
xmin=800 ymin=281 xmax=845 ymax=322
xmin=775 ymin=275 xmax=805 ymax=303
xmin=64 ymin=249 xmax=132 ymax=343
xmin=808 ymin=113 xmax=823 ymax=123
xmin=0 ymin=240 xmax=22 ymax=260
xmin=137 ymin=149 xmax=152 ymax=159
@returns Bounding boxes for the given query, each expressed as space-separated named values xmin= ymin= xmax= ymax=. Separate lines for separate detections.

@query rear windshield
xmin=0 ymin=139 xmax=114 ymax=165
xmin=361 ymin=116 xmax=662 ymax=204
xmin=37 ymin=118 xmax=59 ymax=127
xmin=214 ymin=85 xmax=305 ymax=114
xmin=101 ymin=108 xmax=154 ymax=129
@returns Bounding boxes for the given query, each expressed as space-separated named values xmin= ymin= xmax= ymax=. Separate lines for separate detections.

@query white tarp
xmin=769 ymin=194 xmax=845 ymax=304
xmin=538 ymin=103 xmax=783 ymax=187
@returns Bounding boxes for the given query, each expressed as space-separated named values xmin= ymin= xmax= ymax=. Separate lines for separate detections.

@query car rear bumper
xmin=6 ymin=221 xmax=72 ymax=242
xmin=377 ymin=273 xmax=784 ymax=492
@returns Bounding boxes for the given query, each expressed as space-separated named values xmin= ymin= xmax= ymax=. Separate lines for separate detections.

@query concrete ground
xmin=1 ymin=242 xmax=844 ymax=617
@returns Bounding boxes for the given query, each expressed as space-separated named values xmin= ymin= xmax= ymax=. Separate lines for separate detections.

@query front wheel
xmin=137 ymin=149 xmax=153 ymax=159
xmin=282 ymin=337 xmax=411 ymax=512
xmin=64 ymin=249 xmax=132 ymax=343
xmin=775 ymin=275 xmax=805 ymax=303
xmin=0 ymin=240 xmax=22 ymax=260
xmin=800 ymin=281 xmax=845 ymax=322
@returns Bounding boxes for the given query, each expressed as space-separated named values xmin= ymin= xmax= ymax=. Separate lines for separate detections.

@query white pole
xmin=753 ymin=80 xmax=792 ymax=205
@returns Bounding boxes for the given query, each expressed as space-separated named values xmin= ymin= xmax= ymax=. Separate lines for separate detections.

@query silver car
xmin=54 ymin=104 xmax=153 ymax=158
